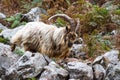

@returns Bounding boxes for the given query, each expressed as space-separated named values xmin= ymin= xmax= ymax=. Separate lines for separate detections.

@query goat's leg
xmin=23 ymin=42 xmax=37 ymax=52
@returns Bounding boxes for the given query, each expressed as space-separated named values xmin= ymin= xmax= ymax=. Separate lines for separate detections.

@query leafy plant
xmin=94 ymin=6 xmax=109 ymax=16
xmin=27 ymin=77 xmax=37 ymax=80
xmin=83 ymin=34 xmax=112 ymax=57
xmin=14 ymin=48 xmax=24 ymax=56
xmin=0 ymin=29 xmax=3 ymax=33
xmin=5 ymin=13 xmax=26 ymax=28
xmin=55 ymin=18 xmax=67 ymax=27
xmin=114 ymin=9 xmax=120 ymax=15
xmin=0 ymin=37 xmax=9 ymax=44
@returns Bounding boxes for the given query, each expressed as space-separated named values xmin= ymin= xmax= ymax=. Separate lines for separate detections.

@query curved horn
xmin=48 ymin=14 xmax=76 ymax=31
xmin=75 ymin=18 xmax=80 ymax=33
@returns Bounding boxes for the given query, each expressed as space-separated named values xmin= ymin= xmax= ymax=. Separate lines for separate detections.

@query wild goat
xmin=11 ymin=14 xmax=80 ymax=59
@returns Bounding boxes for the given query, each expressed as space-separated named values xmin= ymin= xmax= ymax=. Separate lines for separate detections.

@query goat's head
xmin=48 ymin=14 xmax=80 ymax=47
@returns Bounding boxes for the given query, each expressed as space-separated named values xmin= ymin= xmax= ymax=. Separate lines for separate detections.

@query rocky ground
xmin=0 ymin=1 xmax=120 ymax=80
xmin=0 ymin=37 xmax=120 ymax=80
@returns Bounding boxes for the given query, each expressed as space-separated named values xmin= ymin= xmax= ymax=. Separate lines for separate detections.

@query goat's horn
xmin=75 ymin=18 xmax=80 ymax=33
xmin=48 ymin=14 xmax=76 ymax=31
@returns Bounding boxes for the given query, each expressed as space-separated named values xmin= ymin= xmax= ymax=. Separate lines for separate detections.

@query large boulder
xmin=67 ymin=61 xmax=93 ymax=80
xmin=39 ymin=61 xmax=68 ymax=80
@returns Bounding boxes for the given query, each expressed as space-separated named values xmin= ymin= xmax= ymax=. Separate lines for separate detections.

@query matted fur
xmin=11 ymin=14 xmax=79 ymax=59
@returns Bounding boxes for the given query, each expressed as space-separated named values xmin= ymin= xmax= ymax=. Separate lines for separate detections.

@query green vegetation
xmin=27 ymin=77 xmax=37 ymax=80
xmin=14 ymin=48 xmax=24 ymax=56
xmin=114 ymin=9 xmax=120 ymax=15
xmin=5 ymin=13 xmax=26 ymax=28
xmin=83 ymin=34 xmax=112 ymax=57
xmin=0 ymin=29 xmax=3 ymax=33
xmin=0 ymin=37 xmax=9 ymax=44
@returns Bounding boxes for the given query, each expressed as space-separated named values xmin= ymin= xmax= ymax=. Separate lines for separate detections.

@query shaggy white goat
xmin=11 ymin=14 xmax=80 ymax=59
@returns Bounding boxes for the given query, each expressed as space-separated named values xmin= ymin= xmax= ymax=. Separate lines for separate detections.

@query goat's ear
xmin=65 ymin=26 xmax=71 ymax=33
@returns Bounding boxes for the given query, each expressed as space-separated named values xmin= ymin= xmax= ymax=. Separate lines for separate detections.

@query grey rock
xmin=93 ymin=64 xmax=106 ymax=80
xmin=0 ymin=13 xmax=6 ymax=19
xmin=74 ymin=38 xmax=84 ymax=44
xmin=0 ymin=25 xmax=24 ymax=40
xmin=102 ymin=1 xmax=119 ymax=11
xmin=0 ymin=43 xmax=20 ymax=68
xmin=103 ymin=50 xmax=119 ymax=65
xmin=23 ymin=7 xmax=46 ymax=22
xmin=0 ymin=67 xmax=6 ymax=77
xmin=0 ymin=23 xmax=7 ymax=30
xmin=2 ymin=51 xmax=48 ymax=80
xmin=93 ymin=56 xmax=103 ymax=65
xmin=105 ymin=62 xmax=120 ymax=80
xmin=102 ymin=1 xmax=120 ymax=25
xmin=111 ymin=30 xmax=117 ymax=35
xmin=70 ymin=44 xmax=86 ymax=59
xmin=67 ymin=61 xmax=93 ymax=80
xmin=0 ymin=43 xmax=20 ymax=77
xmin=111 ymin=14 xmax=120 ymax=25
xmin=39 ymin=61 xmax=68 ymax=80
xmin=105 ymin=63 xmax=115 ymax=77
xmin=69 ymin=79 xmax=80 ymax=80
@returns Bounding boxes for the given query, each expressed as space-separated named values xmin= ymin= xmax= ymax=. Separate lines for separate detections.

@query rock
xmin=103 ymin=50 xmax=119 ymax=65
xmin=105 ymin=63 xmax=115 ymax=79
xmin=2 ymin=51 xmax=48 ymax=80
xmin=110 ymin=30 xmax=117 ymax=35
xmin=23 ymin=7 xmax=46 ymax=22
xmin=67 ymin=61 xmax=93 ymax=80
xmin=102 ymin=1 xmax=120 ymax=25
xmin=0 ymin=25 xmax=24 ymax=40
xmin=0 ymin=23 xmax=7 ymax=30
xmin=93 ymin=56 xmax=103 ymax=65
xmin=0 ymin=67 xmax=6 ymax=77
xmin=93 ymin=64 xmax=106 ymax=80
xmin=105 ymin=62 xmax=120 ymax=80
xmin=0 ymin=43 xmax=20 ymax=68
xmin=111 ymin=14 xmax=120 ymax=25
xmin=92 ymin=56 xmax=106 ymax=68
xmin=93 ymin=50 xmax=119 ymax=68
xmin=70 ymin=44 xmax=87 ymax=59
xmin=0 ymin=13 xmax=6 ymax=19
xmin=74 ymin=38 xmax=84 ymax=44
xmin=0 ymin=43 xmax=20 ymax=77
xmin=39 ymin=61 xmax=68 ymax=80
xmin=102 ymin=1 xmax=119 ymax=11
xmin=70 ymin=38 xmax=87 ymax=59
